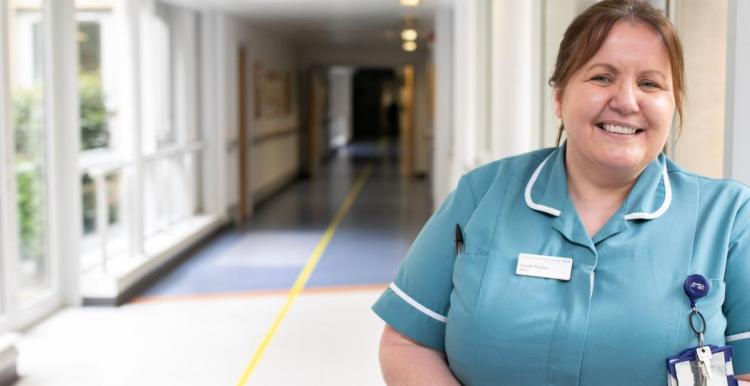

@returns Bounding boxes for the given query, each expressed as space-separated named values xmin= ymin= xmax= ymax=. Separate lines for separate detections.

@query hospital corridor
xmin=1 ymin=0 xmax=749 ymax=385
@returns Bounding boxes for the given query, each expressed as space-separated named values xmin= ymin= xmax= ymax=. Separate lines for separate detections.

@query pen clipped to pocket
xmin=455 ymin=224 xmax=464 ymax=254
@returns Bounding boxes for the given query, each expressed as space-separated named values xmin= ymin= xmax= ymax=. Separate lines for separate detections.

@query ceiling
xmin=165 ymin=0 xmax=444 ymax=48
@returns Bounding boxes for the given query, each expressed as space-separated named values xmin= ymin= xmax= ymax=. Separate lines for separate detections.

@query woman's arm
xmin=739 ymin=374 xmax=750 ymax=385
xmin=379 ymin=324 xmax=461 ymax=385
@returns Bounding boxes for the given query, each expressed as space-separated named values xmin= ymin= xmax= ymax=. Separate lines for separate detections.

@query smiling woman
xmin=373 ymin=0 xmax=750 ymax=385
xmin=554 ymin=20 xmax=678 ymax=237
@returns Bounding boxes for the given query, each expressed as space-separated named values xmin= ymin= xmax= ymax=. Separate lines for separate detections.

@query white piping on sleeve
xmin=389 ymin=282 xmax=447 ymax=323
xmin=726 ymin=331 xmax=750 ymax=343
xmin=524 ymin=155 xmax=562 ymax=217
xmin=624 ymin=163 xmax=672 ymax=220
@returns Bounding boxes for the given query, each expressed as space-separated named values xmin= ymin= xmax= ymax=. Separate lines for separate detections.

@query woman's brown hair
xmin=549 ymin=0 xmax=685 ymax=146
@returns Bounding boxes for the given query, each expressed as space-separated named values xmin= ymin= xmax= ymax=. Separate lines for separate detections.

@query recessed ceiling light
xmin=403 ymin=41 xmax=417 ymax=52
xmin=401 ymin=29 xmax=418 ymax=41
xmin=400 ymin=0 xmax=420 ymax=6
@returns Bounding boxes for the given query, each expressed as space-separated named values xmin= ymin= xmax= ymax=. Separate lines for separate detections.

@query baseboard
xmin=253 ymin=170 xmax=301 ymax=206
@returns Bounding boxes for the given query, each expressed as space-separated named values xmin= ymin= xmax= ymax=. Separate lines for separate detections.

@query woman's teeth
xmin=600 ymin=123 xmax=640 ymax=135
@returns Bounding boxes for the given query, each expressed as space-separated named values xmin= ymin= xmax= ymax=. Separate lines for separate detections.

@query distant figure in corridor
xmin=372 ymin=0 xmax=750 ymax=384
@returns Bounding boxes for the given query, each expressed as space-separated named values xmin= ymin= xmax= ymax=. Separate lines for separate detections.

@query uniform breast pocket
xmin=675 ymin=278 xmax=727 ymax=348
xmin=449 ymin=251 xmax=490 ymax=318
xmin=698 ymin=279 xmax=727 ymax=344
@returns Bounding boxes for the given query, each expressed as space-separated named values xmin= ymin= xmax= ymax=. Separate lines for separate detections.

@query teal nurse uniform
xmin=372 ymin=144 xmax=750 ymax=385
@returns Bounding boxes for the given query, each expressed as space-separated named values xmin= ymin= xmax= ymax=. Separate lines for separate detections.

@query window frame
xmin=0 ymin=0 xmax=71 ymax=331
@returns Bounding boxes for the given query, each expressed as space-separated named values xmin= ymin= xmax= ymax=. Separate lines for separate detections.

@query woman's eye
xmin=591 ymin=75 xmax=611 ymax=84
xmin=640 ymin=80 xmax=659 ymax=89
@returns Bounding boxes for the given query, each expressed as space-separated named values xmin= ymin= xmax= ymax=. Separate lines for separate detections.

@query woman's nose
xmin=609 ymin=82 xmax=640 ymax=115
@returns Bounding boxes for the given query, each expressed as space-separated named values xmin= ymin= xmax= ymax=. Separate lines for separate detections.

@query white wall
xmin=441 ymin=0 xmax=544 ymax=201
xmin=224 ymin=18 xmax=300 ymax=205
xmin=490 ymin=0 xmax=542 ymax=160
xmin=414 ymin=58 xmax=431 ymax=176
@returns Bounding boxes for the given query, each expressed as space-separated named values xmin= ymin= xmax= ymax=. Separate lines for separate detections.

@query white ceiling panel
xmin=163 ymin=0 xmax=442 ymax=47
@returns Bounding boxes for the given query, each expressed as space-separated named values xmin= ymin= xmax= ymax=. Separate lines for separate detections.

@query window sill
xmin=80 ymin=214 xmax=227 ymax=305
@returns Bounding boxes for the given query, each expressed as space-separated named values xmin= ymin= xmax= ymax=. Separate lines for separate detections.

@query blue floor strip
xmin=138 ymin=141 xmax=432 ymax=298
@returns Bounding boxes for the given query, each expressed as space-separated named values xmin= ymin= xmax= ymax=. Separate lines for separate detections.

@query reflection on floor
xmin=15 ymin=141 xmax=433 ymax=385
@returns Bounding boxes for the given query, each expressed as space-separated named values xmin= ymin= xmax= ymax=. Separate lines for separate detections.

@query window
xmin=78 ymin=1 xmax=205 ymax=275
xmin=8 ymin=0 xmax=52 ymax=304
xmin=76 ymin=1 xmax=130 ymax=273
xmin=141 ymin=3 xmax=203 ymax=253
xmin=1 ymin=0 xmax=215 ymax=324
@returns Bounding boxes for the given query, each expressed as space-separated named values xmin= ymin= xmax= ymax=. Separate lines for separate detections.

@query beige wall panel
xmin=673 ymin=0 xmax=727 ymax=177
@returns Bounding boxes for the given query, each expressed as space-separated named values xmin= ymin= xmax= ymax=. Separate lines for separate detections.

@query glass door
xmin=7 ymin=0 xmax=52 ymax=305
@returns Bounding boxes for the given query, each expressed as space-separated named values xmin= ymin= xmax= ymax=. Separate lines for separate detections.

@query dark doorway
xmin=352 ymin=68 xmax=398 ymax=141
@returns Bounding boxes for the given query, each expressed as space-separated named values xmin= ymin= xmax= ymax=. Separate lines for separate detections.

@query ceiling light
xmin=403 ymin=41 xmax=417 ymax=52
xmin=401 ymin=29 xmax=418 ymax=41
xmin=400 ymin=0 xmax=420 ymax=6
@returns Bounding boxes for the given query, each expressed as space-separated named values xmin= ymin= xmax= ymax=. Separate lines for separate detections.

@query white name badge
xmin=515 ymin=253 xmax=573 ymax=281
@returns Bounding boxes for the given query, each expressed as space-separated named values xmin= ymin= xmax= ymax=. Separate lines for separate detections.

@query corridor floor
xmin=13 ymin=141 xmax=434 ymax=385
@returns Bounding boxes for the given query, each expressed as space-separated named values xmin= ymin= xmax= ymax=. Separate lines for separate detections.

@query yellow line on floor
xmin=235 ymin=163 xmax=375 ymax=386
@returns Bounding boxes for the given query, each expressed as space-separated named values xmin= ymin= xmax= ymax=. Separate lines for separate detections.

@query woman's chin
xmin=596 ymin=151 xmax=652 ymax=174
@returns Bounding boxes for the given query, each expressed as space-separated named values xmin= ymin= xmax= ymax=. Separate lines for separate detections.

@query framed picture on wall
xmin=264 ymin=71 xmax=293 ymax=117
xmin=253 ymin=62 xmax=292 ymax=119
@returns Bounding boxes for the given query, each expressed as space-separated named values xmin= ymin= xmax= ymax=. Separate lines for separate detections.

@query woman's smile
xmin=596 ymin=122 xmax=645 ymax=136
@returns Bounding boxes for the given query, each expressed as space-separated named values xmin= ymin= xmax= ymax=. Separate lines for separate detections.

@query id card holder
xmin=666 ymin=344 xmax=738 ymax=386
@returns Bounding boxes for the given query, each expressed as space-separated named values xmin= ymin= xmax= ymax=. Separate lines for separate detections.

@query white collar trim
xmin=525 ymin=155 xmax=562 ymax=217
xmin=623 ymin=163 xmax=672 ymax=220
xmin=525 ymin=154 xmax=672 ymax=221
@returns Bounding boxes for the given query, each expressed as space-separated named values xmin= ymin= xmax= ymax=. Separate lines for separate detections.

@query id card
xmin=666 ymin=345 xmax=738 ymax=386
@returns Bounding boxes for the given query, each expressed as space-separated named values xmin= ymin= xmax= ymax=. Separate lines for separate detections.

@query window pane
xmin=77 ymin=3 xmax=128 ymax=273
xmin=141 ymin=8 xmax=174 ymax=153
xmin=106 ymin=172 xmax=119 ymax=225
xmin=78 ymin=17 xmax=110 ymax=151
xmin=143 ymin=158 xmax=171 ymax=238
xmin=9 ymin=0 xmax=51 ymax=303
xmin=78 ymin=21 xmax=100 ymax=73
xmin=103 ymin=170 xmax=127 ymax=256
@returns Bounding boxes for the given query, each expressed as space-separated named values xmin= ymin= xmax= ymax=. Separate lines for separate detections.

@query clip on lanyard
xmin=684 ymin=274 xmax=709 ymax=347
xmin=665 ymin=274 xmax=738 ymax=386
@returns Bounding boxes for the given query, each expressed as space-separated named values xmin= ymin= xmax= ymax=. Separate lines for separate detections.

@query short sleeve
xmin=725 ymin=199 xmax=750 ymax=375
xmin=372 ymin=175 xmax=478 ymax=352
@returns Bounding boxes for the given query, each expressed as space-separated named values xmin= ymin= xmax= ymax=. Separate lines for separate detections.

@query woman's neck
xmin=565 ymin=149 xmax=642 ymax=238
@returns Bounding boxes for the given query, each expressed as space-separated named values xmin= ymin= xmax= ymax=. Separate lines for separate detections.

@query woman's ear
xmin=553 ymin=87 xmax=563 ymax=119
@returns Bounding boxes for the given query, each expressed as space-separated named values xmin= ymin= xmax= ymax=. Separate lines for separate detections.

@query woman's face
xmin=554 ymin=21 xmax=675 ymax=176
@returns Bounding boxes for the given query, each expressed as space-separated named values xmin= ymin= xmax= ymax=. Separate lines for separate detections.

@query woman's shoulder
xmin=460 ymin=147 xmax=556 ymax=199
xmin=465 ymin=147 xmax=555 ymax=179
xmin=667 ymin=159 xmax=750 ymax=198
xmin=666 ymin=157 xmax=750 ymax=208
